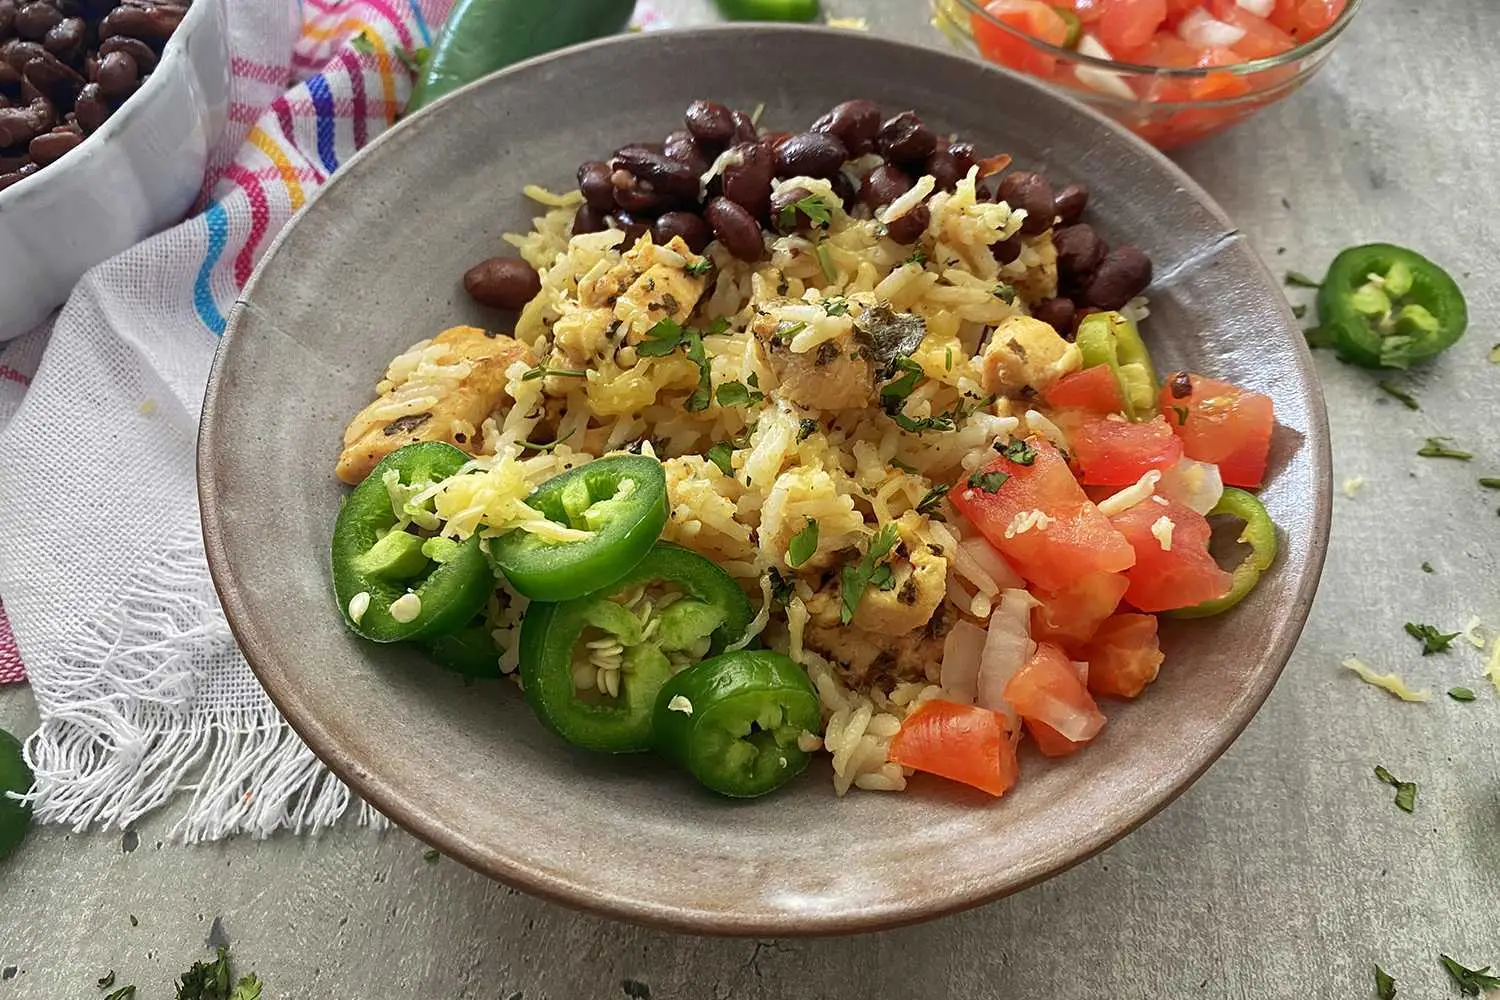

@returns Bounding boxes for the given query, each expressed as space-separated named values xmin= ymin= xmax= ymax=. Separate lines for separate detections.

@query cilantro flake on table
xmin=1404 ymin=621 xmax=1459 ymax=655
xmin=1377 ymin=380 xmax=1420 ymax=410
xmin=1447 ymin=687 xmax=1476 ymax=702
xmin=1374 ymin=965 xmax=1396 ymax=1000
xmin=1373 ymin=765 xmax=1417 ymax=813
xmin=1284 ymin=269 xmax=1322 ymax=288
xmin=1439 ymin=954 xmax=1500 ymax=997
xmin=1417 ymin=437 xmax=1472 ymax=460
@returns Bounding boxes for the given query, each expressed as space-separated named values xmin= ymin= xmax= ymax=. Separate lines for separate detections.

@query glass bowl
xmin=932 ymin=0 xmax=1363 ymax=149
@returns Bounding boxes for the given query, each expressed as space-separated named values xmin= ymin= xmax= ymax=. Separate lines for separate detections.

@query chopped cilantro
xmin=890 ymin=457 xmax=918 ymax=474
xmin=683 ymin=332 xmax=711 ymax=412
xmin=1448 ymin=687 xmax=1477 ymax=702
xmin=822 ymin=296 xmax=850 ymax=316
xmin=916 ymin=484 xmax=949 ymax=517
xmin=903 ymin=249 xmax=928 ymax=267
xmin=702 ymin=317 xmax=731 ymax=336
xmin=520 ymin=429 xmax=575 ymax=452
xmin=854 ymin=306 xmax=927 ymax=377
xmin=1421 ymin=561 xmax=1434 ymax=573
xmin=747 ymin=371 xmax=759 ymax=388
xmin=775 ymin=320 xmax=808 ymax=341
xmin=891 ymin=411 xmax=956 ymax=434
xmin=1172 ymin=405 xmax=1190 ymax=425
xmin=879 ymin=357 xmax=925 ymax=411
xmin=1284 ymin=269 xmax=1321 ymax=288
xmin=706 ymin=443 xmax=734 ymax=476
xmin=1291 ymin=303 xmax=1308 ymax=319
xmin=993 ymin=283 xmax=1017 ymax=303
xmin=715 ymin=380 xmax=763 ymax=408
xmin=1373 ymin=765 xmax=1417 ymax=813
xmin=521 ymin=364 xmax=588 ymax=381
xmin=423 ymin=849 xmax=440 ymax=863
xmin=998 ymin=438 xmax=1038 ymax=465
xmin=1479 ymin=477 xmax=1500 ymax=490
xmin=174 ymin=946 xmax=263 ymax=1000
xmin=767 ymin=567 xmax=795 ymax=606
xmin=870 ymin=563 xmax=897 ymax=591
xmin=814 ymin=243 xmax=837 ymax=282
xmin=944 ymin=346 xmax=954 ymax=371
xmin=1404 ymin=621 xmax=1459 ymax=655
xmin=968 ymin=470 xmax=1009 ymax=493
xmin=1374 ymin=965 xmax=1395 ymax=1000
xmin=1439 ymin=955 xmax=1500 ymax=996
xmin=1417 ymin=437 xmax=1472 ymax=460
xmin=103 ymin=988 xmax=136 ymax=1000
xmin=1377 ymin=380 xmax=1420 ymax=410
xmin=637 ymin=317 xmax=687 ymax=357
xmin=99 ymin=971 xmax=118 ymax=990
xmin=684 ymin=258 xmax=714 ymax=277
xmin=787 ymin=519 xmax=819 ymax=568
xmin=796 ymin=418 xmax=818 ymax=441
xmin=780 ymin=194 xmax=834 ymax=230
xmin=839 ymin=524 xmax=900 ymax=624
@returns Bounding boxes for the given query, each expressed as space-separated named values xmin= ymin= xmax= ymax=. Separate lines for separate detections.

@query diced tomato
xmin=1064 ymin=413 xmax=1184 ymax=486
xmin=1269 ymin=0 xmax=1341 ymax=40
xmin=1004 ymin=642 xmax=1106 ymax=756
xmin=1161 ymin=0 xmax=1200 ymax=24
xmin=1043 ymin=365 xmax=1125 ymax=415
xmin=1206 ymin=0 xmax=1298 ymax=58
xmin=889 ymin=699 xmax=1020 ymax=797
xmin=1096 ymin=0 xmax=1168 ymax=53
xmin=1110 ymin=496 xmax=1232 ymax=611
xmin=1159 ymin=373 xmax=1274 ymax=487
xmin=948 ymin=438 xmax=1136 ymax=593
xmin=973 ymin=0 xmax=1071 ymax=77
xmin=1032 ymin=571 xmax=1130 ymax=652
xmin=1083 ymin=613 xmax=1165 ymax=698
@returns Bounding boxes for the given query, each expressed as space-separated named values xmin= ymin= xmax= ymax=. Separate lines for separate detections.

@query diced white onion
xmin=939 ymin=620 xmax=988 ymax=704
xmin=960 ymin=537 xmax=1025 ymax=591
xmin=1236 ymin=0 xmax=1274 ymax=16
xmin=1158 ymin=458 xmax=1224 ymax=515
xmin=975 ymin=589 xmax=1040 ymax=726
xmin=1179 ymin=9 xmax=1248 ymax=48
xmin=1074 ymin=35 xmax=1136 ymax=102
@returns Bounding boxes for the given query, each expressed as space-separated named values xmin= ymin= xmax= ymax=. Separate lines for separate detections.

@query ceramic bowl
xmin=199 ymin=26 xmax=1331 ymax=935
xmin=0 ymin=0 xmax=231 ymax=340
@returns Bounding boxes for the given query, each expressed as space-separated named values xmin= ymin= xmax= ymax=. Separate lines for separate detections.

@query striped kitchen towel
xmin=0 ymin=0 xmax=660 ymax=834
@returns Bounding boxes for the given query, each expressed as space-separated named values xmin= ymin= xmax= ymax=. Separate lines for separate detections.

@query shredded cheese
xmin=1487 ymin=638 xmax=1500 ymax=694
xmin=1342 ymin=657 xmax=1431 ymax=702
xmin=1341 ymin=475 xmax=1365 ymax=498
xmin=1003 ymin=508 xmax=1055 ymax=539
xmin=1461 ymin=615 xmax=1486 ymax=649
xmin=1150 ymin=515 xmax=1175 ymax=551
xmin=1097 ymin=470 xmax=1162 ymax=516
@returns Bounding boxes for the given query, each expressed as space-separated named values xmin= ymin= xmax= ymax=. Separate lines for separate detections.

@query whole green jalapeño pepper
xmin=490 ymin=455 xmax=668 ymax=603
xmin=332 ymin=442 xmax=495 ymax=643
xmin=1074 ymin=311 xmax=1159 ymax=420
xmin=518 ymin=543 xmax=754 ymax=754
xmin=652 ymin=650 xmax=821 ymax=798
xmin=712 ymin=0 xmax=821 ymax=21
xmin=1316 ymin=244 xmax=1467 ymax=369
xmin=0 ymin=727 xmax=33 ymax=861
xmin=1171 ymin=488 xmax=1278 ymax=619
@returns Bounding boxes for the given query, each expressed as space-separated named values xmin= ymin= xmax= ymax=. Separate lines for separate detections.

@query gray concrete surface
xmin=3 ymin=0 xmax=1499 ymax=997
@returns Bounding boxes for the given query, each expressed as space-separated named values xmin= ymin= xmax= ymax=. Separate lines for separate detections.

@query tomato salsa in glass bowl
xmin=933 ymin=0 xmax=1363 ymax=149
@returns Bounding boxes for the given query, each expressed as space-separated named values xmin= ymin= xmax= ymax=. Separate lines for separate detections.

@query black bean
xmin=729 ymin=109 xmax=758 ymax=143
xmin=829 ymin=169 xmax=857 ymax=209
xmin=1053 ymin=224 xmax=1107 ymax=281
xmin=27 ymin=124 xmax=79 ymax=165
xmin=719 ymin=140 xmax=774 ymax=219
xmin=98 ymin=2 xmax=184 ymax=42
xmin=878 ymin=111 xmax=937 ymax=165
xmin=884 ymin=203 xmax=929 ymax=245
xmin=774 ymin=130 xmax=846 ymax=179
xmin=610 ymin=168 xmax=665 ymax=213
xmin=572 ymin=203 xmax=607 ymax=236
xmin=1082 ymin=246 xmax=1153 ymax=311
xmin=41 ymin=15 xmax=83 ymax=59
xmin=21 ymin=48 xmax=82 ymax=100
xmin=704 ymin=196 xmax=764 ymax=262
xmin=463 ymin=257 xmax=541 ymax=311
xmin=2 ymin=40 xmax=46 ymax=72
xmin=1054 ymin=182 xmax=1089 ymax=226
xmin=769 ymin=184 xmax=816 ymax=234
xmin=652 ymin=210 xmax=712 ymax=253
xmin=991 ymin=233 xmax=1022 ymax=266
xmin=96 ymin=48 xmax=136 ymax=99
xmin=1031 ymin=297 xmax=1076 ymax=335
xmin=924 ymin=149 xmax=962 ymax=192
xmin=0 ymin=162 xmax=37 ymax=190
xmin=0 ymin=61 xmax=19 ymax=90
xmin=577 ymin=160 xmax=614 ymax=212
xmin=948 ymin=140 xmax=977 ymax=174
xmin=611 ymin=146 xmax=699 ymax=200
xmin=810 ymin=98 xmax=880 ymax=156
xmin=684 ymin=99 xmax=735 ymax=144
xmin=661 ymin=129 xmax=708 ymax=174
xmin=609 ymin=210 xmax=650 ymax=245
xmin=97 ymin=35 xmax=157 ymax=72
xmin=0 ymin=96 xmax=51 ymax=146
xmin=858 ymin=163 xmax=911 ymax=211
xmin=0 ymin=0 xmax=14 ymax=35
xmin=996 ymin=170 xmax=1056 ymax=235
xmin=73 ymin=80 xmax=106 ymax=131
xmin=14 ymin=1 xmax=62 ymax=40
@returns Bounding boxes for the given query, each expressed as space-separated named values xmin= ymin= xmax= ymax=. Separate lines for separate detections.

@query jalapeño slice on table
xmin=652 ymin=650 xmax=822 ymax=799
xmin=490 ymin=455 xmax=668 ymax=603
xmin=332 ymin=442 xmax=495 ymax=643
xmin=1315 ymin=243 xmax=1467 ymax=369
xmin=518 ymin=543 xmax=754 ymax=754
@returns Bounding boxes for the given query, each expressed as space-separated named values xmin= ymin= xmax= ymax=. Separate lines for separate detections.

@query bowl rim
xmin=199 ymin=22 xmax=1333 ymax=936
xmin=0 ymin=0 xmax=222 ymax=206
xmin=941 ymin=0 xmax=1363 ymax=79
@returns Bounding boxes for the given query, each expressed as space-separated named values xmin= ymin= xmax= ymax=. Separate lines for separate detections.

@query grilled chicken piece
xmin=803 ymin=545 xmax=948 ymax=636
xmin=751 ymin=313 xmax=876 ymax=412
xmin=803 ymin=601 xmax=957 ymax=688
xmin=555 ymin=236 xmax=709 ymax=363
xmin=335 ymin=326 xmax=533 ymax=485
xmin=979 ymin=314 xmax=1080 ymax=398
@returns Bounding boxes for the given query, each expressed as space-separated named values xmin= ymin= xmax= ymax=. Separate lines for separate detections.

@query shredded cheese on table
xmin=1342 ymin=657 xmax=1431 ymax=702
